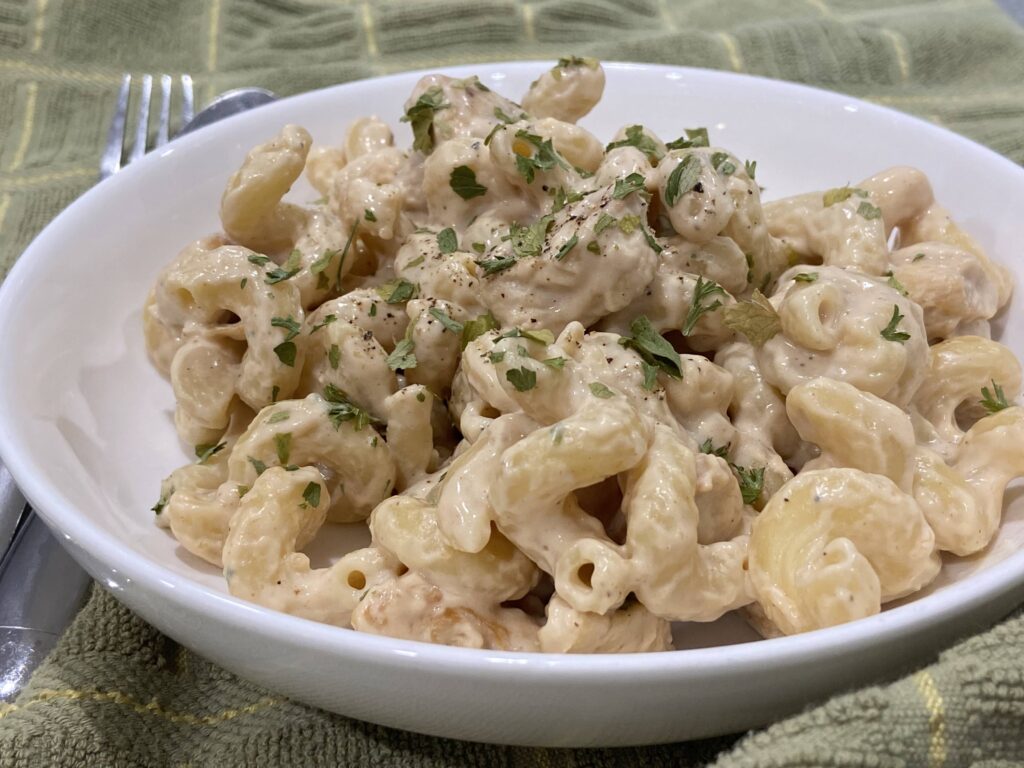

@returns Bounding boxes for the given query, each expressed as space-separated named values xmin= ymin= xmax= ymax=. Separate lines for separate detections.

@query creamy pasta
xmin=146 ymin=59 xmax=1022 ymax=652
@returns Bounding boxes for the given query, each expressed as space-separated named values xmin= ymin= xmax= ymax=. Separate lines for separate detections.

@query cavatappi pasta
xmin=146 ymin=59 xmax=1023 ymax=652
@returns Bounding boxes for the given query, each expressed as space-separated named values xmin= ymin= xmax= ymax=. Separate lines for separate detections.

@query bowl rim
xmin=1 ymin=59 xmax=1023 ymax=680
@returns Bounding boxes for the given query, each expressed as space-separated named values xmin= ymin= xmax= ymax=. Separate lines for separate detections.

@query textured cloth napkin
xmin=2 ymin=0 xmax=1024 ymax=765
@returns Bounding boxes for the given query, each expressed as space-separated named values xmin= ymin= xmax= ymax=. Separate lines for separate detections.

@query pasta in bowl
xmin=146 ymin=58 xmax=1022 ymax=652
xmin=5 ymin=61 xmax=1024 ymax=745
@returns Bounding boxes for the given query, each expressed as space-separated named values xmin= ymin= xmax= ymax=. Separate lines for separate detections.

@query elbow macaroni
xmin=146 ymin=60 xmax=1023 ymax=650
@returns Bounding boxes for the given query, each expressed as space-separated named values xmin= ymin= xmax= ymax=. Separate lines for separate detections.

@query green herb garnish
xmin=274 ymin=433 xmax=292 ymax=465
xmin=195 ymin=441 xmax=226 ymax=464
xmin=401 ymin=86 xmax=448 ymax=153
xmin=437 ymin=227 xmax=458 ymax=254
xmin=682 ymin=276 xmax=726 ymax=336
xmin=732 ymin=464 xmax=764 ymax=505
xmin=612 ymin=172 xmax=647 ymax=199
xmin=450 ymin=165 xmax=487 ymax=199
xmin=301 ymin=482 xmax=321 ymax=509
xmin=619 ymin=315 xmax=682 ymax=379
xmin=387 ymin=338 xmax=417 ymax=371
xmin=980 ymin=380 xmax=1011 ymax=413
xmin=323 ymin=383 xmax=378 ymax=431
xmin=722 ymin=290 xmax=781 ymax=347
xmin=665 ymin=154 xmax=701 ymax=207
xmin=555 ymin=234 xmax=579 ymax=261
xmin=506 ymin=367 xmax=537 ymax=392
xmin=880 ymin=305 xmax=910 ymax=343
xmin=606 ymin=125 xmax=663 ymax=162
xmin=265 ymin=249 xmax=302 ymax=284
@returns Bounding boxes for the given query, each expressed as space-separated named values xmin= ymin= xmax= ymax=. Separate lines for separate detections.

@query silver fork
xmin=99 ymin=73 xmax=194 ymax=180
xmin=0 ymin=72 xmax=195 ymax=701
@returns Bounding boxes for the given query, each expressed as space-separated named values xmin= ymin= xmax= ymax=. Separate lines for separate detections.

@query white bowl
xmin=1 ymin=62 xmax=1023 ymax=748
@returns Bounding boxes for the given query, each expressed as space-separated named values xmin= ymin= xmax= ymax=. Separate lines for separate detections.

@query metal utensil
xmin=0 ymin=78 xmax=278 ymax=702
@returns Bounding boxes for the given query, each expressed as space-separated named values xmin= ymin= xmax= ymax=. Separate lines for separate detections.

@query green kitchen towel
xmin=2 ymin=0 xmax=1024 ymax=765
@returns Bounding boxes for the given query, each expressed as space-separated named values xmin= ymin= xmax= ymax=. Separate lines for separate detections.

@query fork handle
xmin=0 ymin=462 xmax=26 ymax=559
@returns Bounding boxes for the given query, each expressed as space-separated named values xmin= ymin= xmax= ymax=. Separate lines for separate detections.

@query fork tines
xmin=100 ymin=73 xmax=194 ymax=180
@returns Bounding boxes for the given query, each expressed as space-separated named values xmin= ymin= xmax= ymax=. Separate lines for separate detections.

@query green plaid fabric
xmin=1 ymin=1 xmax=1023 ymax=765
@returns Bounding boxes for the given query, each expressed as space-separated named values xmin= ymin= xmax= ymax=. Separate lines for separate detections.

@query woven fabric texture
xmin=1 ymin=0 xmax=1023 ymax=765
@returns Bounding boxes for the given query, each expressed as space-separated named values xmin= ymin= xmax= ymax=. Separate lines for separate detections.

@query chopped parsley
xmin=555 ymin=234 xmax=579 ymax=261
xmin=271 ymin=316 xmax=301 ymax=341
xmin=494 ymin=106 xmax=519 ymax=124
xmin=323 ymin=383 xmax=378 ymax=431
xmin=710 ymin=151 xmax=736 ymax=175
xmin=556 ymin=56 xmax=598 ymax=69
xmin=513 ymin=129 xmax=566 ymax=183
xmin=665 ymin=127 xmax=709 ymax=149
xmin=309 ymin=313 xmax=337 ymax=334
xmin=822 ymin=185 xmax=867 ymax=207
xmin=364 ymin=209 xmax=377 ymax=222
xmin=858 ymin=201 xmax=883 ymax=220
xmin=387 ymin=338 xmax=417 ymax=371
xmin=449 ymin=165 xmax=487 ymax=199
xmin=744 ymin=159 xmax=757 ymax=179
xmin=265 ymin=249 xmax=302 ymax=284
xmin=640 ymin=361 xmax=659 ymax=391
xmin=428 ymin=307 xmax=463 ymax=335
xmin=980 ymin=380 xmax=1011 ymax=413
xmin=461 ymin=312 xmax=498 ymax=347
xmin=913 ymin=253 xmax=926 ymax=262
xmin=274 ymin=340 xmax=297 ymax=367
xmin=682 ymin=276 xmax=726 ymax=336
xmin=732 ymin=464 xmax=765 ymax=505
xmin=594 ymin=212 xmax=617 ymax=236
xmin=376 ymin=278 xmax=419 ymax=304
xmin=401 ymin=86 xmax=449 ymax=153
xmin=476 ymin=256 xmax=517 ymax=276
xmin=606 ymin=125 xmax=663 ymax=162
xmin=274 ymin=433 xmax=292 ymax=465
xmin=248 ymin=456 xmax=267 ymax=476
xmin=619 ymin=315 xmax=682 ymax=380
xmin=499 ymin=327 xmax=555 ymax=345
xmin=880 ymin=305 xmax=911 ymax=343
xmin=194 ymin=441 xmax=226 ymax=464
xmin=510 ymin=216 xmax=554 ymax=259
xmin=665 ymin=154 xmax=702 ymax=207
xmin=489 ymin=350 xmax=506 ymax=364
xmin=335 ymin=225 xmax=357 ymax=289
xmin=267 ymin=411 xmax=290 ymax=424
xmin=550 ymin=186 xmax=587 ymax=213
xmin=612 ymin=172 xmax=647 ymax=200
xmin=247 ymin=254 xmax=270 ymax=267
xmin=437 ymin=227 xmax=458 ymax=254
xmin=618 ymin=215 xmax=640 ymax=234
xmin=310 ymin=248 xmax=338 ymax=290
xmin=328 ymin=344 xmax=340 ymax=369
xmin=301 ymin=482 xmax=321 ymax=509
xmin=506 ymin=367 xmax=537 ymax=392
xmin=151 ymin=488 xmax=171 ymax=515
xmin=542 ymin=357 xmax=567 ymax=369
xmin=722 ymin=290 xmax=781 ymax=347
xmin=793 ymin=272 xmax=819 ymax=283
xmin=589 ymin=381 xmax=615 ymax=398
xmin=699 ymin=438 xmax=729 ymax=459
xmin=885 ymin=271 xmax=908 ymax=296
